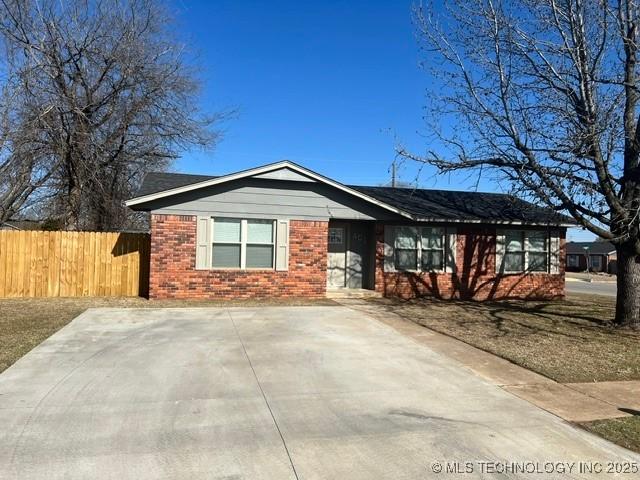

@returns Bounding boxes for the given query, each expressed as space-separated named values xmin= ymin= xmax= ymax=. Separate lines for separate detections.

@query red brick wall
xmin=374 ymin=225 xmax=565 ymax=300
xmin=149 ymin=215 xmax=328 ymax=299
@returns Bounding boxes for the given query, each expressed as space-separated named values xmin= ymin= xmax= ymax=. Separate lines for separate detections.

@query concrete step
xmin=326 ymin=288 xmax=382 ymax=299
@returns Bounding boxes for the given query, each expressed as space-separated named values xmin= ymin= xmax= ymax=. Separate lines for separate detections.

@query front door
xmin=346 ymin=222 xmax=368 ymax=289
xmin=327 ymin=224 xmax=347 ymax=288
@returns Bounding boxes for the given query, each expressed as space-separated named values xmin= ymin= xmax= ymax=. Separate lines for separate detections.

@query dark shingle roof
xmin=566 ymin=241 xmax=616 ymax=255
xmin=134 ymin=171 xmax=574 ymax=225
xmin=350 ymin=185 xmax=574 ymax=225
xmin=135 ymin=172 xmax=217 ymax=197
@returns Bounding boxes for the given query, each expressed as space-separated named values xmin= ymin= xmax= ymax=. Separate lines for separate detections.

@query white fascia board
xmin=413 ymin=217 xmax=575 ymax=227
xmin=125 ymin=160 xmax=414 ymax=219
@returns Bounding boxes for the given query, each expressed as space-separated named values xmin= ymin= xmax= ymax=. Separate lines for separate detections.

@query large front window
xmin=394 ymin=226 xmax=445 ymax=271
xmin=212 ymin=218 xmax=275 ymax=269
xmin=502 ymin=230 xmax=549 ymax=273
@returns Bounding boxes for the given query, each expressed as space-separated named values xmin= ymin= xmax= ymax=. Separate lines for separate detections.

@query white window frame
xmin=393 ymin=226 xmax=446 ymax=273
xmin=211 ymin=218 xmax=276 ymax=270
xmin=502 ymin=229 xmax=550 ymax=274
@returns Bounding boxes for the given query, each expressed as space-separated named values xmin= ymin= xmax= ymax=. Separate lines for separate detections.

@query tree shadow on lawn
xmin=366 ymin=295 xmax=637 ymax=343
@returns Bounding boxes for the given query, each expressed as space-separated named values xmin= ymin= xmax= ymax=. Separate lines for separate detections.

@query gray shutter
xmin=550 ymin=230 xmax=560 ymax=274
xmin=275 ymin=219 xmax=289 ymax=271
xmin=445 ymin=227 xmax=457 ymax=273
xmin=196 ymin=216 xmax=211 ymax=269
xmin=383 ymin=226 xmax=396 ymax=272
xmin=495 ymin=229 xmax=505 ymax=274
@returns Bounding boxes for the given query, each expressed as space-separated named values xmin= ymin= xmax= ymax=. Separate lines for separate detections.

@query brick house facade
xmin=150 ymin=214 xmax=328 ymax=299
xmin=127 ymin=161 xmax=573 ymax=301
xmin=374 ymin=224 xmax=565 ymax=300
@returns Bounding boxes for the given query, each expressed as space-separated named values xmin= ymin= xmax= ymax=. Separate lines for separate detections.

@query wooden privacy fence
xmin=0 ymin=230 xmax=150 ymax=298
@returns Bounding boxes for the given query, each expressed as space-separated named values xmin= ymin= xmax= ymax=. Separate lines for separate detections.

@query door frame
xmin=327 ymin=222 xmax=349 ymax=288
xmin=326 ymin=221 xmax=374 ymax=290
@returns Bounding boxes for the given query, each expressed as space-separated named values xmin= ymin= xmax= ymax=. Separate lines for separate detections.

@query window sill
xmin=392 ymin=269 xmax=448 ymax=274
xmin=501 ymin=271 xmax=551 ymax=275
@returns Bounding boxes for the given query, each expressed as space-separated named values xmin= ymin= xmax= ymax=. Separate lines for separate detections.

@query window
xmin=212 ymin=218 xmax=275 ymax=269
xmin=567 ymin=254 xmax=579 ymax=267
xmin=394 ymin=226 xmax=446 ymax=271
xmin=501 ymin=230 xmax=550 ymax=273
xmin=394 ymin=227 xmax=418 ymax=271
xmin=504 ymin=231 xmax=525 ymax=272
xmin=328 ymin=227 xmax=343 ymax=245
xmin=421 ymin=227 xmax=445 ymax=271
xmin=590 ymin=255 xmax=602 ymax=270
xmin=527 ymin=231 xmax=548 ymax=272
xmin=246 ymin=220 xmax=274 ymax=268
xmin=212 ymin=218 xmax=241 ymax=268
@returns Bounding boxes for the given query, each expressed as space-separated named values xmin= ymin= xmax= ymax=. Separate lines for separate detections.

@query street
xmin=566 ymin=280 xmax=617 ymax=297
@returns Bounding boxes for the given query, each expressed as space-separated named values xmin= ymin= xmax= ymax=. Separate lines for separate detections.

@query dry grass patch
xmin=0 ymin=296 xmax=336 ymax=373
xmin=581 ymin=417 xmax=640 ymax=454
xmin=364 ymin=293 xmax=640 ymax=383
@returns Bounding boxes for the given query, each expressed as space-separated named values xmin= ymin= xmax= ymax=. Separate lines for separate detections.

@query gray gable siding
xmin=145 ymin=178 xmax=402 ymax=221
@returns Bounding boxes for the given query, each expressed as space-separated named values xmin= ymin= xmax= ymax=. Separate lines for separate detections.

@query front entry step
xmin=326 ymin=288 xmax=382 ymax=299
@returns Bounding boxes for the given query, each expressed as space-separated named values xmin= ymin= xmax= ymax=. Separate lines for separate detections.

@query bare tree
xmin=0 ymin=0 xmax=221 ymax=230
xmin=399 ymin=0 xmax=640 ymax=328
xmin=0 ymin=84 xmax=55 ymax=224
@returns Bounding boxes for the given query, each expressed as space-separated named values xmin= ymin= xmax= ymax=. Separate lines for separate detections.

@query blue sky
xmin=172 ymin=0 xmax=592 ymax=241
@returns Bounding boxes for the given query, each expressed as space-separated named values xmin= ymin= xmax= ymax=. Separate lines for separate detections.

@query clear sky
xmin=171 ymin=0 xmax=593 ymax=241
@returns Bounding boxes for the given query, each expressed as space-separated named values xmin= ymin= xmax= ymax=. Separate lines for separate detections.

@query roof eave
xmin=413 ymin=217 xmax=575 ymax=227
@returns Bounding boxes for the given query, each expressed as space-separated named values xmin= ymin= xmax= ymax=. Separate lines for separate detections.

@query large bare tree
xmin=0 ymin=0 xmax=221 ymax=230
xmin=400 ymin=0 xmax=640 ymax=327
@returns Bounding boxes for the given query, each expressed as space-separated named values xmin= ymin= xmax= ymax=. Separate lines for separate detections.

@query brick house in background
xmin=126 ymin=161 xmax=574 ymax=300
xmin=566 ymin=241 xmax=617 ymax=274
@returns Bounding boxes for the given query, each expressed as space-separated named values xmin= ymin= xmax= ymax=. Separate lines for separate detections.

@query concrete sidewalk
xmin=340 ymin=299 xmax=639 ymax=423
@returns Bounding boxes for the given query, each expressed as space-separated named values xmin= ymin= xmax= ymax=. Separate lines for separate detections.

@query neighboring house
xmin=126 ymin=161 xmax=574 ymax=300
xmin=566 ymin=241 xmax=617 ymax=274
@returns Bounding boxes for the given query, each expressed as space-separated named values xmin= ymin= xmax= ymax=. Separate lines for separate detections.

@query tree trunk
xmin=615 ymin=244 xmax=640 ymax=328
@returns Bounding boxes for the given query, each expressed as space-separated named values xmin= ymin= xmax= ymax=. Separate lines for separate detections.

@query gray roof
xmin=134 ymin=171 xmax=574 ymax=226
xmin=350 ymin=185 xmax=573 ymax=225
xmin=136 ymin=172 xmax=217 ymax=197
xmin=566 ymin=241 xmax=616 ymax=255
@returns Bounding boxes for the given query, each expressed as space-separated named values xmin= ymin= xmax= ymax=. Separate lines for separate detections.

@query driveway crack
xmin=227 ymin=310 xmax=300 ymax=480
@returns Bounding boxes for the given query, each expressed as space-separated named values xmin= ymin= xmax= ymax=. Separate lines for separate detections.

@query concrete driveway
xmin=0 ymin=306 xmax=637 ymax=479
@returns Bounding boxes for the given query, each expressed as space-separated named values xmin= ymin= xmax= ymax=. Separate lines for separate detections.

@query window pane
xmin=529 ymin=252 xmax=547 ymax=272
xmin=422 ymin=250 xmax=443 ymax=271
xmin=528 ymin=231 xmax=546 ymax=251
xmin=504 ymin=252 xmax=524 ymax=271
xmin=421 ymin=227 xmax=443 ymax=249
xmin=246 ymin=245 xmax=274 ymax=268
xmin=212 ymin=244 xmax=241 ymax=268
xmin=214 ymin=218 xmax=241 ymax=243
xmin=247 ymin=219 xmax=273 ymax=243
xmin=328 ymin=228 xmax=344 ymax=245
xmin=395 ymin=249 xmax=417 ymax=270
xmin=395 ymin=227 xmax=417 ymax=249
xmin=505 ymin=231 xmax=523 ymax=251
